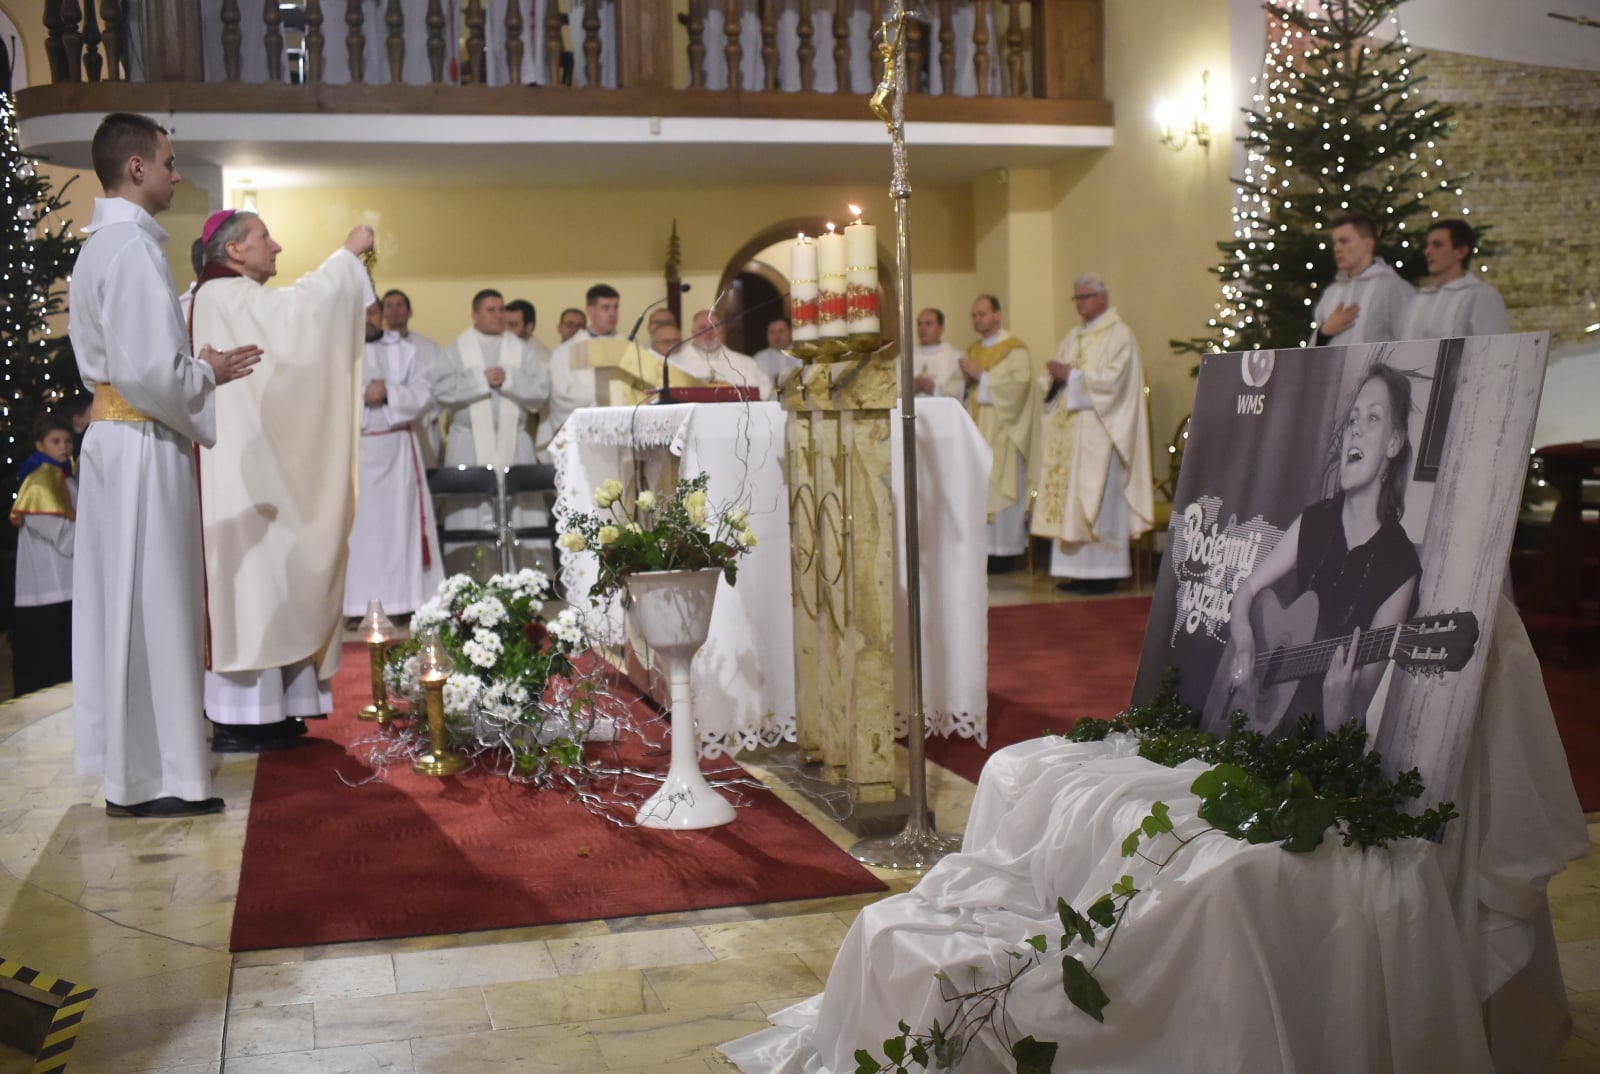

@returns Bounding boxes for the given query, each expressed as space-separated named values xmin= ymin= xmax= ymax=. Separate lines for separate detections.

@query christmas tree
xmin=1 ymin=87 xmax=82 ymax=622
xmin=1178 ymin=0 xmax=1479 ymax=357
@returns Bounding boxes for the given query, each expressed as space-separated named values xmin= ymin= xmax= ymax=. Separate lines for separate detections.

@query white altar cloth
xmin=553 ymin=399 xmax=992 ymax=757
xmin=722 ymin=599 xmax=1588 ymax=1073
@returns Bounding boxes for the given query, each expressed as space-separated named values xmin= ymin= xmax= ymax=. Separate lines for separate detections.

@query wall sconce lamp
xmin=1155 ymin=70 xmax=1212 ymax=152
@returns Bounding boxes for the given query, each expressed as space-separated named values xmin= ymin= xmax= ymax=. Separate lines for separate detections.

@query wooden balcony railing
xmin=30 ymin=1 xmax=1106 ymax=123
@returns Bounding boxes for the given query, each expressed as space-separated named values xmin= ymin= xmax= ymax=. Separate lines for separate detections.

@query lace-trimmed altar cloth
xmin=553 ymin=399 xmax=992 ymax=757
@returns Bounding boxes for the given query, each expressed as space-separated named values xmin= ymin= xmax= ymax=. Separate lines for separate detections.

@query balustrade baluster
xmin=465 ymin=0 xmax=486 ymax=85
xmin=582 ymin=2 xmax=601 ymax=86
xmin=544 ymin=2 xmax=564 ymax=87
xmin=869 ymin=0 xmax=883 ymax=85
xmin=723 ymin=0 xmax=740 ymax=90
xmin=506 ymin=0 xmax=524 ymax=86
xmin=263 ymin=0 xmax=284 ymax=81
xmin=938 ymin=0 xmax=954 ymax=94
xmin=684 ymin=1 xmax=705 ymax=88
xmin=1005 ymin=0 xmax=1024 ymax=96
xmin=218 ymin=0 xmax=242 ymax=80
xmin=347 ymin=0 xmax=366 ymax=82
xmin=831 ymin=1 xmax=848 ymax=94
xmin=428 ymin=0 xmax=448 ymax=82
xmin=796 ymin=0 xmax=814 ymax=91
xmin=386 ymin=0 xmax=404 ymax=82
xmin=81 ymin=2 xmax=103 ymax=81
xmin=306 ymin=0 xmax=326 ymax=83
xmin=905 ymin=14 xmax=923 ymax=94
xmin=972 ymin=0 xmax=990 ymax=97
xmin=44 ymin=1 xmax=65 ymax=83
xmin=60 ymin=0 xmax=83 ymax=82
xmin=99 ymin=0 xmax=125 ymax=80
xmin=760 ymin=0 xmax=777 ymax=90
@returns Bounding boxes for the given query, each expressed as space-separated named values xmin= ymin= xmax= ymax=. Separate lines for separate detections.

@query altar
xmin=552 ymin=398 xmax=992 ymax=757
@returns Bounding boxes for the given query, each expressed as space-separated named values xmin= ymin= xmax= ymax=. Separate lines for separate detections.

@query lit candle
xmin=843 ymin=204 xmax=880 ymax=335
xmin=817 ymin=223 xmax=848 ymax=339
xmin=790 ymin=233 xmax=819 ymax=342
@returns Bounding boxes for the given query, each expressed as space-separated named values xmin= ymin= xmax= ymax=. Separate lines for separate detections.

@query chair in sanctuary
xmin=501 ymin=463 xmax=561 ymax=579
xmin=427 ymin=465 xmax=504 ymax=576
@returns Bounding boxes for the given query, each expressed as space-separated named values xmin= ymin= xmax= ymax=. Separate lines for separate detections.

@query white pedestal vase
xmin=625 ymin=567 xmax=738 ymax=829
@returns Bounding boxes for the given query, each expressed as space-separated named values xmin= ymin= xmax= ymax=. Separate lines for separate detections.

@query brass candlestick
xmin=356 ymin=599 xmax=399 ymax=724
xmin=412 ymin=629 xmax=465 ymax=777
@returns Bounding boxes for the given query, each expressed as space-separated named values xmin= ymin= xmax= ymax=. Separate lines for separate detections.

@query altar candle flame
xmin=848 ymin=203 xmax=863 ymax=219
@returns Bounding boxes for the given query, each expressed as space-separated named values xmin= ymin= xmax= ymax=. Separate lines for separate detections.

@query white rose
xmin=594 ymin=478 xmax=624 ymax=508
xmin=636 ymin=490 xmax=657 ymax=511
xmin=736 ymin=527 xmax=758 ymax=548
xmin=557 ymin=531 xmax=587 ymax=553
xmin=597 ymin=525 xmax=622 ymax=546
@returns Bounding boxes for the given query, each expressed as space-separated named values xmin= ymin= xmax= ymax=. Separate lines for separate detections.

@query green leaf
xmin=1061 ymin=954 xmax=1111 ymax=1022
xmin=1011 ymin=1036 xmax=1061 ymax=1074
xmin=1111 ymin=874 xmax=1138 ymax=898
xmin=854 ymin=1049 xmax=880 ymax=1074
xmin=1148 ymin=801 xmax=1173 ymax=831
xmin=1120 ymin=828 xmax=1143 ymax=857
xmin=909 ymin=1041 xmax=929 ymax=1068
xmin=1025 ymin=933 xmax=1047 ymax=952
xmin=1057 ymin=900 xmax=1096 ymax=947
xmin=1086 ymin=894 xmax=1117 ymax=929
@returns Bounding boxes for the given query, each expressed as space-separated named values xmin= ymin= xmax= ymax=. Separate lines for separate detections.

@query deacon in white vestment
xmin=676 ymin=309 xmax=775 ymax=399
xmin=961 ymin=295 xmax=1041 ymax=565
xmin=911 ymin=307 xmax=965 ymax=397
xmin=752 ymin=318 xmax=802 ymax=387
xmin=382 ymin=288 xmax=444 ymax=468
xmin=1031 ymin=275 xmax=1154 ymax=592
xmin=191 ymin=210 xmax=374 ymax=745
xmin=1398 ymin=219 xmax=1510 ymax=341
xmin=432 ymin=289 xmax=552 ymax=545
xmin=545 ymin=284 xmax=622 ymax=452
xmin=343 ymin=307 xmax=445 ymax=617
xmin=68 ymin=116 xmax=261 ymax=813
xmin=1312 ymin=212 xmax=1415 ymax=345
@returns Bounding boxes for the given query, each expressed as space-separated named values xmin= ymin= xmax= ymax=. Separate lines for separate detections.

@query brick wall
xmin=1422 ymin=48 xmax=1599 ymax=348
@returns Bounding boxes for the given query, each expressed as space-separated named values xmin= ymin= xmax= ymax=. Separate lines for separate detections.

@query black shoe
xmin=1056 ymin=578 xmax=1121 ymax=595
xmin=211 ymin=722 xmax=305 ymax=753
xmin=106 ymin=796 xmax=225 ymax=818
xmin=987 ymin=555 xmax=1019 ymax=575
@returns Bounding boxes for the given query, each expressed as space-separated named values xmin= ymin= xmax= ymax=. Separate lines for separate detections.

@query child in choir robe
xmin=9 ymin=413 xmax=77 ymax=696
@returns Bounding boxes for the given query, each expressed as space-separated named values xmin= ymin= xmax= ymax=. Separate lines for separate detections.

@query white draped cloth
xmin=554 ymin=399 xmax=991 ymax=754
xmin=343 ymin=332 xmax=445 ymax=617
xmin=68 ymin=197 xmax=218 ymax=805
xmin=1399 ymin=274 xmax=1511 ymax=341
xmin=1312 ymin=257 xmax=1416 ymax=345
xmin=722 ymin=599 xmax=1588 ymax=1074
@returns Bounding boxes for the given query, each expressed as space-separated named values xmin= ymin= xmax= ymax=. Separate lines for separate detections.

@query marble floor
xmin=1 ymin=573 xmax=1596 ymax=1073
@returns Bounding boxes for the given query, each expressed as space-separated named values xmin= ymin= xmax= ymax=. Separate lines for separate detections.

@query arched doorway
xmin=719 ymin=262 xmax=788 ymax=356
xmin=715 ymin=216 xmax=901 ymax=351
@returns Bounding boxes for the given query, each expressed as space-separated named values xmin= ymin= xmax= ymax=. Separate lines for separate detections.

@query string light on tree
xmin=1177 ymin=0 xmax=1488 ymax=362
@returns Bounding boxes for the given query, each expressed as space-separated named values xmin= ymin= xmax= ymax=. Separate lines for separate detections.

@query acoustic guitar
xmin=1201 ymin=591 xmax=1479 ymax=734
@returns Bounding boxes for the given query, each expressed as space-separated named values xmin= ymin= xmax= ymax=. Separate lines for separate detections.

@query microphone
xmin=628 ymin=282 xmax=692 ymax=343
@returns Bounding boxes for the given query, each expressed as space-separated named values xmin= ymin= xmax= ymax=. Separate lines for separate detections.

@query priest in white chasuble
xmin=433 ymin=289 xmax=550 ymax=535
xmin=961 ymin=294 xmax=1041 ymax=568
xmin=343 ymin=303 xmax=444 ymax=618
xmin=190 ymin=210 xmax=374 ymax=749
xmin=544 ymin=283 xmax=621 ymax=455
xmin=912 ymin=306 xmax=965 ymax=397
xmin=675 ymin=309 xmax=775 ymax=399
xmin=1031 ymin=274 xmax=1154 ymax=594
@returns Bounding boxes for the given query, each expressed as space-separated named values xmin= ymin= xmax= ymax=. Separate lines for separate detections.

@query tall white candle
xmin=790 ymin=234 xmax=819 ymax=342
xmin=817 ymin=227 xmax=848 ymax=339
xmin=844 ymin=211 xmax=880 ymax=335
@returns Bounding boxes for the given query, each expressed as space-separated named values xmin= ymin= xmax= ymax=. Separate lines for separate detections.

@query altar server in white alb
xmin=1312 ymin=212 xmax=1415 ymax=345
xmin=1031 ymin=274 xmax=1154 ymax=594
xmin=344 ymin=302 xmax=443 ymax=619
xmin=432 ymin=288 xmax=551 ymax=544
xmin=1398 ymin=219 xmax=1510 ymax=340
xmin=69 ymin=113 xmax=260 ymax=814
xmin=675 ymin=309 xmax=775 ymax=399
xmin=911 ymin=307 xmax=965 ymax=397
xmin=381 ymin=288 xmax=443 ymax=467
xmin=191 ymin=209 xmax=374 ymax=752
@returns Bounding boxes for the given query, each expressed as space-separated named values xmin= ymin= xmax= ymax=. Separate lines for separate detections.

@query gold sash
xmin=89 ymin=384 xmax=152 ymax=423
xmin=9 ymin=465 xmax=74 ymax=525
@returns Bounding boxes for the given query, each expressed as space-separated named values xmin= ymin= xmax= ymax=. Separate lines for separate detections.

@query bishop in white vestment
xmin=191 ymin=210 xmax=373 ymax=740
xmin=344 ymin=314 xmax=444 ymax=617
xmin=68 ymin=116 xmax=260 ymax=812
xmin=677 ymin=309 xmax=775 ymax=399
xmin=1031 ymin=276 xmax=1154 ymax=589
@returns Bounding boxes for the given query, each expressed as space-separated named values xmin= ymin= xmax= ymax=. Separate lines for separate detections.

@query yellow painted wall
xmin=1049 ymin=0 xmax=1235 ymax=468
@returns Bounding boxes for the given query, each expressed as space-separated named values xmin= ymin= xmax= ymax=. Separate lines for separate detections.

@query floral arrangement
xmin=386 ymin=568 xmax=594 ymax=778
xmin=558 ymin=472 xmax=757 ymax=602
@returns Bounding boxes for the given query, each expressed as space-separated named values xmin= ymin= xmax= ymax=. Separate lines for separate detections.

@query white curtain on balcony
xmin=698 ymin=1 xmax=1001 ymax=97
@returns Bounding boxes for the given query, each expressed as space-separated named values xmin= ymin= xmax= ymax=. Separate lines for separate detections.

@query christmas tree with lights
xmin=1178 ymin=0 xmax=1478 ymax=357
xmin=0 ymin=89 xmax=81 ymax=496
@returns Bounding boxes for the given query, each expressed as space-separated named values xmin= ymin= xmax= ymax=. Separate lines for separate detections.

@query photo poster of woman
xmin=1131 ymin=332 xmax=1549 ymax=808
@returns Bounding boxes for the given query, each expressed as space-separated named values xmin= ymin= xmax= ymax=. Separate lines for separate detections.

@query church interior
xmin=2 ymin=0 xmax=1598 ymax=1071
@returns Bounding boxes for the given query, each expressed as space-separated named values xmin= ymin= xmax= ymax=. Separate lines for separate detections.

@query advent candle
xmin=843 ymin=205 xmax=880 ymax=335
xmin=817 ymin=224 xmax=848 ymax=339
xmin=790 ymin=234 xmax=819 ymax=342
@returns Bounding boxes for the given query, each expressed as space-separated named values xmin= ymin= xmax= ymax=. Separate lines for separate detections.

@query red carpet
xmin=928 ymin=598 xmax=1600 ymax=812
xmin=230 ymin=645 xmax=887 ymax=952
